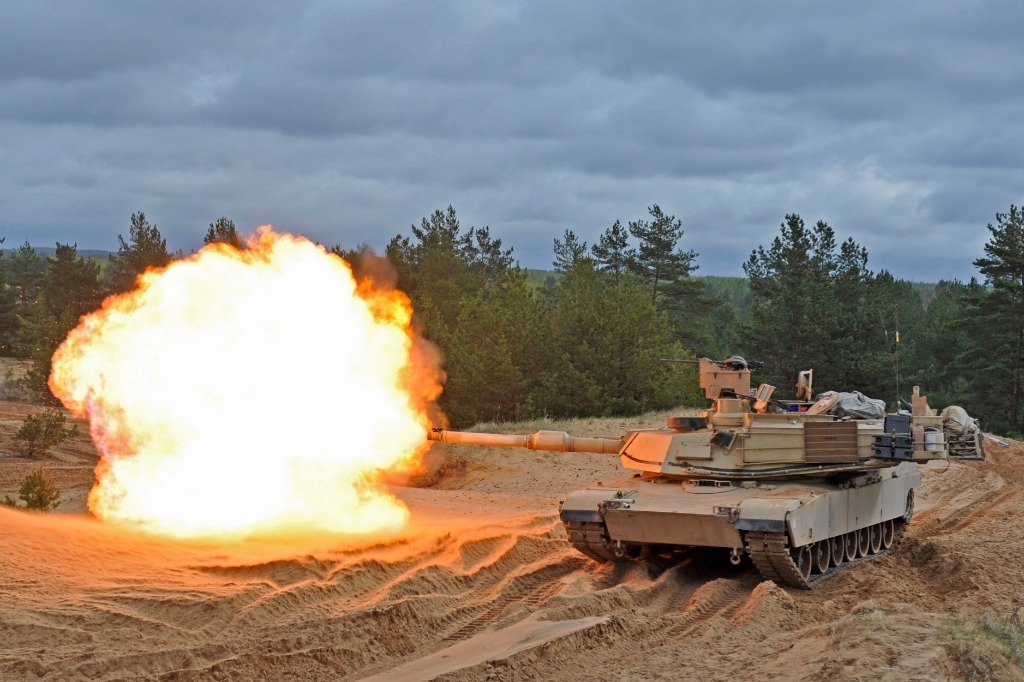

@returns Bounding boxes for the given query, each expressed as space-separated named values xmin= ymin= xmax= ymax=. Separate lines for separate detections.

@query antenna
xmin=894 ymin=303 xmax=900 ymax=410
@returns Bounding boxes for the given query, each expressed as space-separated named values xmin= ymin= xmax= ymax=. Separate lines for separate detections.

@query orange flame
xmin=50 ymin=228 xmax=442 ymax=539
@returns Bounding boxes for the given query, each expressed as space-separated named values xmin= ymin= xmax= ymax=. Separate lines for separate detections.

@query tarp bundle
xmin=814 ymin=391 xmax=887 ymax=419
xmin=940 ymin=405 xmax=986 ymax=459
xmin=940 ymin=405 xmax=981 ymax=438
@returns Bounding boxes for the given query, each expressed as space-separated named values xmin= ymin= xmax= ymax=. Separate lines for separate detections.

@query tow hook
xmin=729 ymin=548 xmax=743 ymax=565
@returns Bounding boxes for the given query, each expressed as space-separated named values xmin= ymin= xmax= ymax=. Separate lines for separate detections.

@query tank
xmin=427 ymin=357 xmax=957 ymax=588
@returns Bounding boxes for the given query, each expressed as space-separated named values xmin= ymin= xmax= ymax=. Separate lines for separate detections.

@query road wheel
xmin=813 ymin=540 xmax=831 ymax=574
xmin=881 ymin=519 xmax=896 ymax=549
xmin=868 ymin=524 xmax=882 ymax=554
xmin=843 ymin=532 xmax=857 ymax=562
xmin=856 ymin=528 xmax=870 ymax=558
xmin=792 ymin=544 xmax=813 ymax=581
xmin=830 ymin=536 xmax=845 ymax=567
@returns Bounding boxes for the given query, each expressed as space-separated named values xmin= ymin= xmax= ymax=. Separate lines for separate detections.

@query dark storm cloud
xmin=2 ymin=0 xmax=1022 ymax=281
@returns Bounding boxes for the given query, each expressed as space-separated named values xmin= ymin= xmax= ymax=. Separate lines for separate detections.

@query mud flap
xmin=559 ymin=509 xmax=603 ymax=524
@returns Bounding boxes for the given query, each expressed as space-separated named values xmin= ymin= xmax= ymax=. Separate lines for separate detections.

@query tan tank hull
xmin=559 ymin=461 xmax=918 ymax=588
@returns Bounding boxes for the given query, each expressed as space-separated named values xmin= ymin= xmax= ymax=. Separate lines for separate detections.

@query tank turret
xmin=427 ymin=357 xmax=963 ymax=588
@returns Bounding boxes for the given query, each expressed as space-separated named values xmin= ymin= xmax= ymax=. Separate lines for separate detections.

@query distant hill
xmin=1 ymin=247 xmax=113 ymax=259
xmin=1 ymin=246 xmax=114 ymax=277
xmin=524 ymin=270 xmax=939 ymax=310
xmin=525 ymin=269 xmax=558 ymax=289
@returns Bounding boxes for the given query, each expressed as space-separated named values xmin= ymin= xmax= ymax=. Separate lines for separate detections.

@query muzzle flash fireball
xmin=50 ymin=228 xmax=442 ymax=539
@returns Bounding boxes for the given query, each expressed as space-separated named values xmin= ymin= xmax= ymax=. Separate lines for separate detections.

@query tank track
xmin=563 ymin=520 xmax=617 ymax=562
xmin=565 ymin=519 xmax=907 ymax=589
xmin=745 ymin=522 xmax=906 ymax=589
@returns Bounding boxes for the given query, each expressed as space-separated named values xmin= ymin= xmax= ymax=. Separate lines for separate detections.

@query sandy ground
xmin=1 ymin=396 xmax=1023 ymax=681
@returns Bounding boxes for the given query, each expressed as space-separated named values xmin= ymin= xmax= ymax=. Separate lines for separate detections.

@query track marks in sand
xmin=88 ymin=588 xmax=269 ymax=635
xmin=914 ymin=467 xmax=1008 ymax=536
xmin=442 ymin=558 xmax=578 ymax=641
xmin=195 ymin=556 xmax=334 ymax=587
xmin=893 ymin=456 xmax=1024 ymax=604
xmin=0 ymin=618 xmax=94 ymax=650
xmin=942 ymin=487 xmax=1020 ymax=533
xmin=435 ymin=561 xmax=775 ymax=680
xmin=365 ymin=612 xmax=610 ymax=682
xmin=71 ymin=642 xmax=238 ymax=680
xmin=360 ymin=526 xmax=583 ymax=643
xmin=456 ymin=534 xmax=515 ymax=573
xmin=663 ymin=577 xmax=755 ymax=637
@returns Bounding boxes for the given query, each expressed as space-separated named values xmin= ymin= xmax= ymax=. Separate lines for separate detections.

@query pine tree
xmin=16 ymin=244 xmax=101 ymax=402
xmin=0 ymin=238 xmax=18 ymax=355
xmin=552 ymin=229 xmax=590 ymax=272
xmin=626 ymin=206 xmax=698 ymax=307
xmin=6 ymin=241 xmax=47 ymax=305
xmin=591 ymin=220 xmax=631 ymax=275
xmin=908 ymin=280 xmax=975 ymax=411
xmin=43 ymin=243 xmax=102 ymax=319
xmin=204 ymin=217 xmax=243 ymax=249
xmin=965 ymin=206 xmax=1024 ymax=434
xmin=108 ymin=212 xmax=172 ymax=293
xmin=742 ymin=214 xmax=884 ymax=396
xmin=386 ymin=206 xmax=513 ymax=341
xmin=623 ymin=205 xmax=710 ymax=351
xmin=443 ymin=268 xmax=549 ymax=425
xmin=547 ymin=260 xmax=696 ymax=416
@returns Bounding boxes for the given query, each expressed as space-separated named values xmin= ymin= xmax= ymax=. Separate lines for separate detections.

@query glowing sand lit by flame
xmin=50 ymin=228 xmax=442 ymax=539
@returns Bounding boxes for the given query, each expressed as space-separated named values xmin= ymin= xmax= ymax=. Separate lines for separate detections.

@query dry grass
xmin=943 ymin=613 xmax=1024 ymax=680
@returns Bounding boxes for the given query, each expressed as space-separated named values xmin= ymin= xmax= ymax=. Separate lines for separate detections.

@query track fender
xmin=736 ymin=498 xmax=802 ymax=534
xmin=738 ymin=494 xmax=831 ymax=546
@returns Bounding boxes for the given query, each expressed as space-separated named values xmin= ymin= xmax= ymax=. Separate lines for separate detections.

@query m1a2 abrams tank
xmin=428 ymin=357 xmax=954 ymax=589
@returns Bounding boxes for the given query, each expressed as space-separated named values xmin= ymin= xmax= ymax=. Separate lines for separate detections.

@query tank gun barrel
xmin=428 ymin=428 xmax=621 ymax=454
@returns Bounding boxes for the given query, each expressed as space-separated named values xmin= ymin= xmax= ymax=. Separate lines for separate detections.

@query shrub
xmin=1 ymin=467 xmax=61 ymax=512
xmin=14 ymin=409 xmax=77 ymax=457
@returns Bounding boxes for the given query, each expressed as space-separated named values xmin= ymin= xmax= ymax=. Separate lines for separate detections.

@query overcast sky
xmin=2 ymin=1 xmax=1021 ymax=282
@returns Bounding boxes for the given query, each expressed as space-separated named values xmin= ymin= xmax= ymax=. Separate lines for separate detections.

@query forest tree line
xmin=377 ymin=205 xmax=1024 ymax=437
xmin=3 ymin=206 xmax=1023 ymax=438
xmin=0 ymin=214 xmax=240 ymax=406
